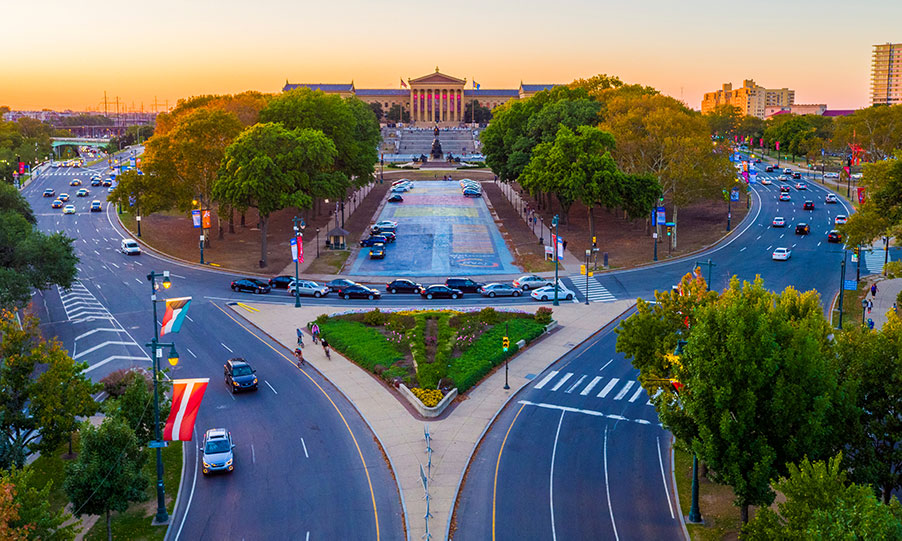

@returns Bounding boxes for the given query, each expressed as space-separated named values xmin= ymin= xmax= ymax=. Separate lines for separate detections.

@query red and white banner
xmin=857 ymin=187 xmax=867 ymax=205
xmin=164 ymin=378 xmax=209 ymax=441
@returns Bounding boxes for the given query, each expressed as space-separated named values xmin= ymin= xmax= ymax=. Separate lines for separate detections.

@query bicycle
xmin=294 ymin=348 xmax=304 ymax=368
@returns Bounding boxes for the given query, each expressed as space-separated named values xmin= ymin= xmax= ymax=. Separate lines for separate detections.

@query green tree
xmin=835 ymin=318 xmax=902 ymax=504
xmin=742 ymin=454 xmax=902 ymax=539
xmin=684 ymin=278 xmax=845 ymax=523
xmin=705 ymin=104 xmax=742 ymax=139
xmin=107 ymin=169 xmax=174 ymax=230
xmin=839 ymin=151 xmax=902 ymax=246
xmin=463 ymin=100 xmax=493 ymax=124
xmin=763 ymin=114 xmax=832 ymax=160
xmin=0 ymin=312 xmax=99 ymax=467
xmin=214 ymin=122 xmax=337 ymax=267
xmin=104 ymin=370 xmax=169 ymax=447
xmin=368 ymin=101 xmax=384 ymax=121
xmin=738 ymin=115 xmax=766 ymax=143
xmin=1 ymin=467 xmax=76 ymax=540
xmin=385 ymin=104 xmax=410 ymax=123
xmin=833 ymin=105 xmax=902 ymax=161
xmin=64 ymin=418 xmax=147 ymax=541
xmin=0 ymin=183 xmax=78 ymax=310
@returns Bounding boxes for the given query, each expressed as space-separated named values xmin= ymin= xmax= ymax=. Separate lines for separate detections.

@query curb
xmin=670 ymin=438 xmax=691 ymax=541
xmin=164 ymin=441 xmax=188 ymax=541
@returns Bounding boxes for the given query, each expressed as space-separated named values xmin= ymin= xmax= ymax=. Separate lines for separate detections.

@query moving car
xmin=201 ymin=428 xmax=234 ymax=475
xmin=803 ymin=200 xmax=814 ymax=210
xmin=825 ymin=194 xmax=838 ymax=204
xmin=796 ymin=183 xmax=807 ymax=190
xmin=386 ymin=279 xmax=422 ymax=294
xmin=777 ymin=175 xmax=790 ymax=182
xmin=388 ymin=194 xmax=403 ymax=203
xmin=827 ymin=230 xmax=843 ymax=243
xmin=783 ymin=168 xmax=793 ymax=174
xmin=824 ymin=172 xmax=840 ymax=179
xmin=51 ymin=199 xmax=63 ymax=209
xmin=513 ymin=275 xmax=553 ymax=290
xmin=370 ymin=245 xmax=386 ymax=259
xmin=90 ymin=177 xmax=102 ymax=186
xmin=120 ymin=238 xmax=141 ymax=255
xmin=772 ymin=247 xmax=792 ymax=261
xmin=76 ymin=188 xmax=89 ymax=197
xmin=479 ymin=283 xmax=523 ymax=297
xmin=780 ymin=185 xmax=791 ymax=192
xmin=69 ymin=178 xmax=82 ymax=186
xmin=360 ymin=235 xmax=388 ymax=247
xmin=531 ymin=283 xmax=575 ymax=302
xmin=42 ymin=188 xmax=55 ymax=197
xmin=326 ymin=279 xmax=358 ymax=292
xmin=62 ymin=205 xmax=76 ymax=215
xmin=765 ymin=166 xmax=774 ymax=172
xmin=268 ymin=275 xmax=294 ymax=289
xmin=102 ymin=178 xmax=113 ymax=187
xmin=463 ymin=188 xmax=482 ymax=198
xmin=90 ymin=200 xmax=102 ymax=212
xmin=772 ymin=217 xmax=786 ymax=227
xmin=760 ymin=178 xmax=772 ymax=185
xmin=795 ymin=223 xmax=810 ymax=235
xmin=338 ymin=284 xmax=381 ymax=300
xmin=230 ymin=278 xmax=271 ymax=294
xmin=779 ymin=193 xmax=791 ymax=201
xmin=792 ymin=172 xmax=802 ymax=180
xmin=835 ymin=215 xmax=848 ymax=224
xmin=445 ymin=278 xmax=484 ymax=293
xmin=420 ymin=285 xmax=462 ymax=299
xmin=287 ymin=279 xmax=330 ymax=297
xmin=58 ymin=193 xmax=70 ymax=201
xmin=224 ymin=358 xmax=258 ymax=393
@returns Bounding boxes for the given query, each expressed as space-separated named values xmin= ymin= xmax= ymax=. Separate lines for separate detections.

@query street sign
xmin=730 ymin=190 xmax=740 ymax=202
xmin=844 ymin=280 xmax=858 ymax=291
xmin=148 ymin=441 xmax=168 ymax=449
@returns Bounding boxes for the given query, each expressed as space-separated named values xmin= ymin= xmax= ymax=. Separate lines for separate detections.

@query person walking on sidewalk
xmin=294 ymin=347 xmax=305 ymax=367
xmin=871 ymin=283 xmax=879 ymax=297
xmin=867 ymin=298 xmax=874 ymax=314
xmin=296 ymin=328 xmax=304 ymax=348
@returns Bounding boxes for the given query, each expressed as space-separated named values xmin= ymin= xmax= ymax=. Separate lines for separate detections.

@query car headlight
xmin=203 ymin=461 xmax=211 ymax=468
xmin=232 ymin=381 xmax=239 ymax=386
xmin=253 ymin=378 xmax=258 ymax=384
xmin=226 ymin=459 xmax=233 ymax=466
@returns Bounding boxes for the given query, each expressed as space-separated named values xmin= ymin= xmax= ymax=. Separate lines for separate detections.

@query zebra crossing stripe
xmin=614 ymin=381 xmax=635 ymax=400
xmin=648 ymin=389 xmax=663 ymax=405
xmin=597 ymin=378 xmax=619 ymax=398
xmin=534 ymin=371 xmax=559 ymax=390
xmin=628 ymin=386 xmax=645 ymax=403
xmin=568 ymin=275 xmax=616 ymax=302
xmin=580 ymin=376 xmax=602 ymax=396
xmin=551 ymin=373 xmax=573 ymax=391
xmin=565 ymin=375 xmax=586 ymax=393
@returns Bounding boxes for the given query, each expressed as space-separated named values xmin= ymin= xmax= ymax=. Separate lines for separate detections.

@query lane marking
xmin=173 ymin=426 xmax=199 ymax=541
xmin=550 ymin=373 xmax=572 ymax=391
xmin=186 ymin=315 xmax=194 ymax=322
xmin=221 ymin=342 xmax=233 ymax=353
xmin=628 ymin=386 xmax=645 ymax=403
xmin=534 ymin=371 xmax=559 ymax=390
xmin=739 ymin=247 xmax=746 ymax=252
xmin=580 ymin=376 xmax=602 ymax=396
xmin=598 ymin=378 xmax=619 ymax=398
xmin=565 ymin=375 xmax=585 ymax=394
xmin=185 ymin=347 xmax=197 ymax=358
xmin=599 ymin=359 xmax=613 ymax=371
xmin=604 ymin=426 xmax=620 ymax=541
xmin=265 ymin=380 xmax=277 ymax=394
xmin=251 ymin=444 xmax=256 ymax=464
xmin=134 ymin=278 xmax=142 ymax=284
xmin=614 ymin=381 xmax=635 ymax=401
xmin=493 ymin=403 xmax=525 ymax=541
xmin=657 ymin=437 xmax=675 ymax=519
xmin=549 ymin=411 xmax=565 ymax=541
xmin=301 ymin=437 xmax=309 ymax=458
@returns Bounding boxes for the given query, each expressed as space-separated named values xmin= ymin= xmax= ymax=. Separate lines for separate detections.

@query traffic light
xmin=502 ymin=336 xmax=510 ymax=352
xmin=666 ymin=225 xmax=674 ymax=236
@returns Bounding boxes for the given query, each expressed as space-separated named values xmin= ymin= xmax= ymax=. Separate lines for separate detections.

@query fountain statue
xmin=430 ymin=125 xmax=443 ymax=160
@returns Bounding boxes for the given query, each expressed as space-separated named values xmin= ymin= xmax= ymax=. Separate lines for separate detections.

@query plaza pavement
xmin=864 ymin=277 xmax=901 ymax=330
xmin=231 ymin=298 xmax=634 ymax=541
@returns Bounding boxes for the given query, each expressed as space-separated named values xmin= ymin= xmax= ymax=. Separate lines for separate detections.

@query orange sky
xmin=1 ymin=0 xmax=897 ymax=112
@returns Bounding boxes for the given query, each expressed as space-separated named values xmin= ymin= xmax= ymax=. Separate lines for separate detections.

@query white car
xmin=373 ymin=220 xmax=398 ymax=230
xmin=783 ymin=168 xmax=792 ymax=174
xmin=288 ymin=279 xmax=330 ymax=298
xmin=120 ymin=238 xmax=141 ymax=255
xmin=760 ymin=178 xmax=772 ymax=185
xmin=825 ymin=194 xmax=838 ymax=204
xmin=772 ymin=248 xmax=791 ymax=261
xmin=512 ymin=275 xmax=553 ymax=291
xmin=778 ymin=175 xmax=790 ymax=182
xmin=62 ymin=205 xmax=76 ymax=215
xmin=824 ymin=172 xmax=840 ymax=179
xmin=530 ymin=283 xmax=575 ymax=302
xmin=851 ymin=173 xmax=863 ymax=180
xmin=772 ymin=217 xmax=786 ymax=227
xmin=835 ymin=215 xmax=848 ymax=225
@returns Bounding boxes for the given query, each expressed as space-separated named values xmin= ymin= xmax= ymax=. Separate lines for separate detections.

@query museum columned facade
xmin=283 ymin=68 xmax=557 ymax=126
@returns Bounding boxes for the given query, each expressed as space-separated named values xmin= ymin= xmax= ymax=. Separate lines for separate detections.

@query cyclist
xmin=294 ymin=347 xmax=304 ymax=367
xmin=311 ymin=323 xmax=320 ymax=344
xmin=321 ymin=337 xmax=331 ymax=360
xmin=296 ymin=328 xmax=304 ymax=348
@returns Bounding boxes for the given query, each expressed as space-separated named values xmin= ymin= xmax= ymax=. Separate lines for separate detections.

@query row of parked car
xmin=459 ymin=179 xmax=482 ymax=198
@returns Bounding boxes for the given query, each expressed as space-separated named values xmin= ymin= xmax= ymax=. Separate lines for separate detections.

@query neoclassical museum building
xmin=283 ymin=68 xmax=557 ymax=126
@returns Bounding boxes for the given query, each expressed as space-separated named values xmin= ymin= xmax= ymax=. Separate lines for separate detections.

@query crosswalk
xmin=533 ymin=370 xmax=652 ymax=405
xmin=57 ymin=281 xmax=112 ymax=323
xmin=864 ymin=248 xmax=889 ymax=274
xmin=567 ymin=275 xmax=616 ymax=302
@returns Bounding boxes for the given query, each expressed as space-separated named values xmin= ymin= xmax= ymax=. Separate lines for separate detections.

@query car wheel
xmin=521 ymin=285 xmax=530 ymax=290
xmin=427 ymin=294 xmax=433 ymax=300
xmin=566 ymin=294 xmax=573 ymax=300
xmin=451 ymin=294 xmax=458 ymax=299
xmin=391 ymin=288 xmax=397 ymax=294
xmin=368 ymin=294 xmax=375 ymax=300
xmin=344 ymin=294 xmax=351 ymax=300
xmin=313 ymin=291 xmax=321 ymax=298
xmin=231 ymin=285 xmax=236 ymax=291
xmin=513 ymin=291 xmax=521 ymax=297
xmin=542 ymin=295 xmax=548 ymax=301
xmin=488 ymin=292 xmax=495 ymax=298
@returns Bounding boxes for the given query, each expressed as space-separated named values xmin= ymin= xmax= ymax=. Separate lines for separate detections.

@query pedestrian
xmin=867 ymin=299 xmax=873 ymax=314
xmin=563 ymin=239 xmax=568 ymax=251
xmin=868 ymin=318 xmax=875 ymax=330
xmin=894 ymin=302 xmax=898 ymax=314
xmin=321 ymin=337 xmax=331 ymax=359
xmin=311 ymin=323 xmax=320 ymax=344
xmin=871 ymin=283 xmax=879 ymax=297
xmin=296 ymin=328 xmax=304 ymax=348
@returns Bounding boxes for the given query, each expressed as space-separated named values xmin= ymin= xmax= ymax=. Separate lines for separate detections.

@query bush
xmin=363 ymin=308 xmax=386 ymax=326
xmin=387 ymin=313 xmax=414 ymax=332
xmin=477 ymin=307 xmax=499 ymax=325
xmin=319 ymin=319 xmax=403 ymax=373
xmin=100 ymin=368 xmax=149 ymax=398
xmin=449 ymin=318 xmax=545 ymax=392
xmin=383 ymin=365 xmax=408 ymax=381
xmin=535 ymin=306 xmax=553 ymax=325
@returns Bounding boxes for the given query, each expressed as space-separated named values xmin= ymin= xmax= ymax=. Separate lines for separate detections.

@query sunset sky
xmin=2 ymin=0 xmax=898 ymax=112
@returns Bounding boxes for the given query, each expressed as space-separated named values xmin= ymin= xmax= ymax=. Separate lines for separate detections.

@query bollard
xmin=603 ymin=252 xmax=609 ymax=268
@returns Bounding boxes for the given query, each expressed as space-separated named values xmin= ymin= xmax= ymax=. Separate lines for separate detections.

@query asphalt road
xmin=452 ymin=165 xmax=868 ymax=540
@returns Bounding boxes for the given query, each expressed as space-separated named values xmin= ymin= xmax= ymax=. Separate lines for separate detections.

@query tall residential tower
xmin=871 ymin=43 xmax=902 ymax=106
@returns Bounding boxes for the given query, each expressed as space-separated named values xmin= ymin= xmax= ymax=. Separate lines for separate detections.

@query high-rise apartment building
xmin=871 ymin=43 xmax=902 ymax=106
xmin=701 ymin=79 xmax=795 ymax=119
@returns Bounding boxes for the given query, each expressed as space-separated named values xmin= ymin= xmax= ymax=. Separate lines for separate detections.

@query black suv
xmin=224 ymin=358 xmax=258 ymax=393
xmin=445 ymin=278 xmax=484 ymax=293
xmin=421 ymin=285 xmax=463 ymax=299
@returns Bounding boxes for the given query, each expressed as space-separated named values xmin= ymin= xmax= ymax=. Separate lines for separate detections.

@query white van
xmin=120 ymin=239 xmax=141 ymax=255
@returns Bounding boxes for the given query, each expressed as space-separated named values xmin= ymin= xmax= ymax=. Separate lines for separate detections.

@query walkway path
xmin=866 ymin=277 xmax=901 ymax=330
xmin=231 ymin=299 xmax=633 ymax=541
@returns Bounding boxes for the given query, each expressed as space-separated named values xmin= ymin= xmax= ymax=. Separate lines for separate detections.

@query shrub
xmin=535 ymin=306 xmax=553 ymax=325
xmin=387 ymin=313 xmax=414 ymax=332
xmin=383 ymin=365 xmax=408 ymax=381
xmin=100 ymin=368 xmax=149 ymax=398
xmin=319 ymin=319 xmax=403 ymax=373
xmin=410 ymin=387 xmax=444 ymax=408
xmin=477 ymin=307 xmax=499 ymax=325
xmin=363 ymin=308 xmax=386 ymax=326
xmin=449 ymin=318 xmax=545 ymax=392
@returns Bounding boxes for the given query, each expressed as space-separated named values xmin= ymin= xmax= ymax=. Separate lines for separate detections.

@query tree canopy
xmin=839 ymin=151 xmax=902 ymax=246
xmin=833 ymin=105 xmax=902 ymax=161
xmin=0 ymin=467 xmax=76 ymax=541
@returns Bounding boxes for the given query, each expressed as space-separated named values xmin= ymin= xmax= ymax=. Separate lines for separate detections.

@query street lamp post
xmin=552 ymin=214 xmax=560 ymax=306
xmin=292 ymin=216 xmax=306 ymax=308
xmin=726 ymin=191 xmax=732 ymax=232
xmin=838 ymin=252 xmax=847 ymax=330
xmin=862 ymin=298 xmax=868 ymax=326
xmin=584 ymin=249 xmax=591 ymax=305
xmin=316 ymin=228 xmax=321 ymax=258
xmin=503 ymin=323 xmax=510 ymax=390
xmin=857 ymin=244 xmax=862 ymax=281
xmin=146 ymin=270 xmax=176 ymax=525
xmin=539 ymin=217 xmax=545 ymax=245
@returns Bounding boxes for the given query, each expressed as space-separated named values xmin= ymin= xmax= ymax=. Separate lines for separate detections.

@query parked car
xmin=42 ymin=188 xmax=55 ymax=197
xmin=463 ymin=188 xmax=482 ymax=198
xmin=360 ymin=235 xmax=388 ymax=247
xmin=370 ymin=245 xmax=386 ymax=259
xmin=772 ymin=217 xmax=786 ymax=227
xmin=825 ymin=193 xmax=838 ymax=204
xmin=51 ymin=199 xmax=64 ymax=209
xmin=420 ymin=285 xmax=463 ymax=300
xmin=326 ymin=279 xmax=358 ymax=292
xmin=827 ymin=230 xmax=843 ymax=243
xmin=230 ymin=278 xmax=271 ymax=294
xmin=62 ymin=204 xmax=76 ymax=215
xmin=445 ymin=278 xmax=484 ymax=293
xmin=378 ymin=231 xmax=396 ymax=243
xmin=373 ymin=220 xmax=398 ymax=230
xmin=90 ymin=200 xmax=102 ymax=212
xmin=388 ymin=194 xmax=403 ymax=203
xmin=772 ymin=247 xmax=791 ymax=261
xmin=338 ymin=284 xmax=381 ymax=300
xmin=268 ymin=275 xmax=294 ymax=289
xmin=530 ymin=284 xmax=575 ymax=302
xmin=370 ymin=224 xmax=397 ymax=235
xmin=201 ymin=428 xmax=234 ymax=475
xmin=512 ymin=275 xmax=553 ymax=290
xmin=288 ymin=279 xmax=330 ymax=297
xmin=795 ymin=223 xmax=810 ymax=235
xmin=835 ymin=215 xmax=848 ymax=224
xmin=120 ymin=238 xmax=141 ymax=255
xmin=386 ymin=279 xmax=422 ymax=294
xmin=803 ymin=200 xmax=815 ymax=210
xmin=224 ymin=358 xmax=258 ymax=393
xmin=479 ymin=283 xmax=523 ymax=298
xmin=824 ymin=172 xmax=840 ymax=179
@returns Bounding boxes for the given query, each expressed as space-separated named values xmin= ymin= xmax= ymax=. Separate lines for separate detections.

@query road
xmin=452 ymin=165 xmax=873 ymax=540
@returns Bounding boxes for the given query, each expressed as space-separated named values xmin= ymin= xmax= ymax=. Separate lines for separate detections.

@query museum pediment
xmin=410 ymin=70 xmax=466 ymax=86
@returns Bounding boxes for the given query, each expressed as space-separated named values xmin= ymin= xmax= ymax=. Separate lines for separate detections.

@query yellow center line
xmin=492 ymin=403 xmax=526 ymax=541
xmin=211 ymin=302 xmax=381 ymax=540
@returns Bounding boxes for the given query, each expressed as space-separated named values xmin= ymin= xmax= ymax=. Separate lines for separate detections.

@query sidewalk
xmin=232 ymin=299 xmax=634 ymax=541
xmin=866 ymin=277 xmax=901 ymax=330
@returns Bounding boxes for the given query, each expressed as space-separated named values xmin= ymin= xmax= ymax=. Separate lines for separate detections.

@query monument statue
xmin=433 ymin=125 xmax=440 ymax=137
xmin=430 ymin=136 xmax=443 ymax=160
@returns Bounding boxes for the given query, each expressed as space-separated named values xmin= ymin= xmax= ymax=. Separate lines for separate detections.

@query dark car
xmin=795 ymin=223 xmax=810 ymax=235
xmin=327 ymin=279 xmax=358 ymax=292
xmin=370 ymin=245 xmax=386 ymax=259
xmin=379 ymin=231 xmax=396 ymax=243
xmin=386 ymin=279 xmax=423 ymax=294
xmin=765 ymin=165 xmax=774 ymax=172
xmin=268 ymin=275 xmax=294 ymax=289
xmin=388 ymin=194 xmax=403 ymax=203
xmin=827 ymin=230 xmax=843 ymax=243
xmin=90 ymin=178 xmax=102 ymax=186
xmin=420 ymin=285 xmax=463 ymax=300
xmin=230 ymin=278 xmax=271 ymax=294
xmin=338 ymin=284 xmax=381 ymax=300
xmin=101 ymin=178 xmax=113 ymax=187
xmin=360 ymin=235 xmax=388 ymax=247
xmin=780 ymin=185 xmax=791 ymax=192
xmin=224 ymin=358 xmax=258 ymax=393
xmin=90 ymin=200 xmax=102 ymax=212
xmin=445 ymin=278 xmax=484 ymax=293
xmin=803 ymin=200 xmax=814 ymax=210
xmin=792 ymin=172 xmax=802 ymax=179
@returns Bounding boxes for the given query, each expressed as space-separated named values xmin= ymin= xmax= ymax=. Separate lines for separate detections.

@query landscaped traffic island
xmin=313 ymin=307 xmax=552 ymax=412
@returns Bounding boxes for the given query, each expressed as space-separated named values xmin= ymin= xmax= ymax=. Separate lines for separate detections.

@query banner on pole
xmin=656 ymin=206 xmax=666 ymax=225
xmin=857 ymin=187 xmax=866 ymax=205
xmin=191 ymin=210 xmax=201 ymax=228
xmin=730 ymin=189 xmax=740 ymax=202
xmin=556 ymin=237 xmax=564 ymax=261
xmin=160 ymin=297 xmax=192 ymax=336
xmin=201 ymin=210 xmax=212 ymax=229
xmin=290 ymin=237 xmax=299 ymax=262
xmin=749 ymin=171 xmax=758 ymax=184
xmin=163 ymin=379 xmax=209 ymax=441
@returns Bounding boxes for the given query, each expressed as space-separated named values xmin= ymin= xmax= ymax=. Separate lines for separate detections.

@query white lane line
xmin=817 ymin=242 xmax=822 ymax=247
xmin=657 ymin=436 xmax=675 ymax=519
xmin=604 ymin=426 xmax=620 ymax=541
xmin=221 ymin=343 xmax=233 ymax=353
xmin=766 ymin=245 xmax=773 ymax=251
xmin=534 ymin=371 xmax=558 ymax=390
xmin=628 ymin=386 xmax=645 ymax=403
xmin=174 ymin=426 xmax=199 ymax=541
xmin=599 ymin=359 xmax=613 ymax=371
xmin=264 ymin=381 xmax=277 ymax=394
xmin=306 ymin=532 xmax=310 ymax=541
xmin=580 ymin=376 xmax=603 ymax=396
xmin=550 ymin=373 xmax=573 ymax=391
xmin=598 ymin=378 xmax=620 ymax=398
xmin=185 ymin=347 xmax=197 ymax=358
xmin=133 ymin=261 xmax=142 ymax=266
xmin=186 ymin=315 xmax=194 ymax=322
xmin=300 ymin=437 xmax=309 ymax=458
xmin=565 ymin=375 xmax=586 ymax=394
xmin=549 ymin=410 xmax=565 ymax=541
xmin=614 ymin=381 xmax=635 ymax=401
xmin=109 ymin=262 xmax=119 ymax=269
xmin=739 ymin=247 xmax=746 ymax=252
xmin=134 ymin=278 xmax=142 ymax=284
xmin=251 ymin=444 xmax=256 ymax=464
xmin=756 ymin=235 xmax=762 ymax=240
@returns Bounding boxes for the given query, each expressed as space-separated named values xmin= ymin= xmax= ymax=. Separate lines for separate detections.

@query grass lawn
xmin=27 ymin=440 xmax=77 ymax=512
xmin=836 ymin=279 xmax=869 ymax=330
xmin=306 ymin=250 xmax=350 ymax=274
xmin=513 ymin=251 xmax=557 ymax=273
xmin=674 ymin=446 xmax=742 ymax=540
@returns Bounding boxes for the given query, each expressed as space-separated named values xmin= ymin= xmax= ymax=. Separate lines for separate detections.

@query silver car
xmin=202 ymin=428 xmax=234 ymax=475
xmin=512 ymin=275 xmax=552 ymax=291
xmin=288 ymin=279 xmax=330 ymax=298
xmin=479 ymin=283 xmax=523 ymax=298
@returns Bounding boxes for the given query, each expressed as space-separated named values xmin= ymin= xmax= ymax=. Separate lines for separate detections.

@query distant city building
xmin=871 ymin=43 xmax=902 ymax=106
xmin=764 ymin=104 xmax=827 ymax=118
xmin=701 ymin=79 xmax=795 ymax=119
xmin=284 ymin=68 xmax=558 ymax=126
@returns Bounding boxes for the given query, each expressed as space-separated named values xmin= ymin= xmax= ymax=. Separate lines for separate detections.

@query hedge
xmin=318 ymin=319 xmax=403 ymax=373
xmin=449 ymin=318 xmax=546 ymax=392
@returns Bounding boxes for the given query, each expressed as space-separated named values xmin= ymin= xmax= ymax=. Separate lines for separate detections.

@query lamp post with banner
xmin=291 ymin=216 xmax=306 ymax=308
xmin=552 ymin=215 xmax=560 ymax=306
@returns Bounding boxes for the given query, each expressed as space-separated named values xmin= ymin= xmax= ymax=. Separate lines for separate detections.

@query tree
xmin=463 ymin=100 xmax=493 ymax=124
xmin=64 ymin=418 xmax=147 ymax=541
xmin=833 ymin=105 xmax=902 ymax=161
xmin=385 ymin=104 xmax=410 ymax=123
xmin=742 ymin=454 xmax=902 ymax=539
xmin=0 ymin=479 xmax=29 ymax=541
xmin=0 ymin=312 xmax=99 ymax=467
xmin=839 ymin=151 xmax=902 ymax=246
xmin=214 ymin=123 xmax=337 ymax=267
xmin=737 ymin=115 xmax=766 ymax=143
xmin=683 ymin=278 xmax=845 ymax=523
xmin=568 ymin=74 xmax=625 ymax=100
xmin=705 ymin=104 xmax=742 ymax=139
xmin=107 ymin=170 xmax=174 ymax=230
xmin=368 ymin=101 xmax=384 ymax=121
xmin=1 ymin=467 xmax=76 ymax=540
xmin=835 ymin=319 xmax=902 ymax=504
xmin=0 ymin=183 xmax=79 ymax=310
xmin=104 ymin=370 xmax=169 ymax=447
xmin=763 ymin=114 xmax=832 ymax=160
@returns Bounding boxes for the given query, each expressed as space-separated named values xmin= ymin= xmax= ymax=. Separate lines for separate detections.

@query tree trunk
xmin=698 ymin=460 xmax=708 ymax=479
xmin=106 ymin=509 xmax=112 ymax=541
xmin=240 ymin=212 xmax=246 ymax=227
xmin=228 ymin=208 xmax=235 ymax=234
xmin=217 ymin=207 xmax=224 ymax=240
xmin=587 ymin=205 xmax=596 ymax=246
xmin=672 ymin=205 xmax=679 ymax=250
xmin=203 ymin=228 xmax=211 ymax=248
xmin=740 ymin=503 xmax=749 ymax=524
xmin=259 ymin=214 xmax=269 ymax=268
xmin=68 ymin=432 xmax=73 ymax=456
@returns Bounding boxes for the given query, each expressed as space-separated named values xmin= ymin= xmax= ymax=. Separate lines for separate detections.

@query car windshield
xmin=205 ymin=439 xmax=230 ymax=454
xmin=232 ymin=365 xmax=252 ymax=376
